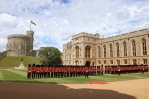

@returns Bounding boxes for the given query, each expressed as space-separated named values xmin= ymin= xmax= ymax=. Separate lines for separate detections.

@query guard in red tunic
xmin=117 ymin=66 xmax=121 ymax=75
xmin=27 ymin=64 xmax=32 ymax=79
xmin=51 ymin=66 xmax=54 ymax=78
xmin=142 ymin=65 xmax=145 ymax=74
xmin=36 ymin=65 xmax=40 ymax=79
xmin=32 ymin=64 xmax=36 ymax=79
xmin=84 ymin=66 xmax=89 ymax=78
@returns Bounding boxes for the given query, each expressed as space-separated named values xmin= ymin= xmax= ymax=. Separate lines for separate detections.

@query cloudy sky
xmin=0 ymin=0 xmax=149 ymax=52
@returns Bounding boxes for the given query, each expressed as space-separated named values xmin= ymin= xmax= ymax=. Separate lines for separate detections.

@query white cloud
xmin=0 ymin=0 xmax=149 ymax=52
xmin=0 ymin=37 xmax=7 ymax=51
xmin=0 ymin=13 xmax=18 ymax=29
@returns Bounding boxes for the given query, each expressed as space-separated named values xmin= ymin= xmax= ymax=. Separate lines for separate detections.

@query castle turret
xmin=26 ymin=31 xmax=34 ymax=52
xmin=6 ymin=30 xmax=34 ymax=56
xmin=26 ymin=30 xmax=34 ymax=39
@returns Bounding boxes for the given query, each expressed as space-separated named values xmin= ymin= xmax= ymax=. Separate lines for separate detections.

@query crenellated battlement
xmin=72 ymin=32 xmax=100 ymax=39
xmin=100 ymin=28 xmax=149 ymax=42
xmin=7 ymin=30 xmax=34 ymax=56
xmin=8 ymin=34 xmax=31 ymax=39
xmin=114 ymin=28 xmax=148 ymax=38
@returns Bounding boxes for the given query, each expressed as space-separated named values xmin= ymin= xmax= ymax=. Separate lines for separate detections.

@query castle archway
xmin=85 ymin=60 xmax=90 ymax=67
xmin=75 ymin=60 xmax=79 ymax=65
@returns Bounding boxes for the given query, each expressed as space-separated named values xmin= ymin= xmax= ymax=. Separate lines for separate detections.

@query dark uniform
xmin=27 ymin=64 xmax=32 ymax=79
xmin=84 ymin=67 xmax=89 ymax=78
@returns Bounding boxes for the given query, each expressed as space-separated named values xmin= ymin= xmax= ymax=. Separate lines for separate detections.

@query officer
xmin=27 ymin=64 xmax=32 ymax=79
xmin=84 ymin=66 xmax=89 ymax=78
xmin=32 ymin=64 xmax=36 ymax=79
xmin=142 ymin=65 xmax=145 ymax=74
xmin=118 ymin=66 xmax=121 ymax=75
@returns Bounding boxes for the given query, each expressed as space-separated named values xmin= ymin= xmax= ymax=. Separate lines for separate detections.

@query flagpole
xmin=30 ymin=20 xmax=36 ymax=31
xmin=30 ymin=21 xmax=31 ymax=31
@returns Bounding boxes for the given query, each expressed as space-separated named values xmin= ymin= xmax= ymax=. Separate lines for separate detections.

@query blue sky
xmin=0 ymin=0 xmax=149 ymax=52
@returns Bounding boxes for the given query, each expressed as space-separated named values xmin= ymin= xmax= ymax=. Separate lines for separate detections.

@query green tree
xmin=39 ymin=47 xmax=62 ymax=65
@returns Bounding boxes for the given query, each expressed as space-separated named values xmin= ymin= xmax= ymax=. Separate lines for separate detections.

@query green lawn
xmin=0 ymin=56 xmax=41 ymax=67
xmin=0 ymin=69 xmax=149 ymax=84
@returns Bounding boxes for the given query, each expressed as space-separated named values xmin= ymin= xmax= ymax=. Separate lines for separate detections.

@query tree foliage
xmin=39 ymin=47 xmax=62 ymax=65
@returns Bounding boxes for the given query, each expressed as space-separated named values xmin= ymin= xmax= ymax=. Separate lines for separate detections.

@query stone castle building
xmin=63 ymin=28 xmax=149 ymax=66
xmin=7 ymin=31 xmax=34 ymax=56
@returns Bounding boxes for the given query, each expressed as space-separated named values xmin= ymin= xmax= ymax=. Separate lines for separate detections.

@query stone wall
xmin=63 ymin=28 xmax=149 ymax=66
xmin=7 ymin=31 xmax=34 ymax=56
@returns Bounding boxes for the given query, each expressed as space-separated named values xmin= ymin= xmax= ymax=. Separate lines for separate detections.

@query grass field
xmin=0 ymin=56 xmax=41 ymax=67
xmin=0 ymin=69 xmax=149 ymax=84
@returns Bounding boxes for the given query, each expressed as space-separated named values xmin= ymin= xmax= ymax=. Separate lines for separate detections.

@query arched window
xmin=132 ymin=40 xmax=136 ymax=56
xmin=85 ymin=45 xmax=91 ymax=58
xmin=98 ymin=60 xmax=101 ymax=64
xmin=75 ymin=46 xmax=79 ymax=58
xmin=142 ymin=38 xmax=147 ymax=55
xmin=98 ymin=46 xmax=101 ymax=58
xmin=116 ymin=43 xmax=120 ymax=57
xmin=109 ymin=44 xmax=113 ymax=57
xmin=123 ymin=41 xmax=127 ymax=57
xmin=103 ymin=45 xmax=106 ymax=58
xmin=75 ymin=60 xmax=79 ymax=65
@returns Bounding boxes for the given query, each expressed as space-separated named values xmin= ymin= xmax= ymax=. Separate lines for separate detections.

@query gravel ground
xmin=0 ymin=78 xmax=149 ymax=99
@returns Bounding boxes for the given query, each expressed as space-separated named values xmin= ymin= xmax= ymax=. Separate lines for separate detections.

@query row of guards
xmin=27 ymin=64 xmax=148 ymax=79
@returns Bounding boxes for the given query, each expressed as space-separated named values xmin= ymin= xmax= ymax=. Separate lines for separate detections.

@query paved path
xmin=0 ymin=78 xmax=149 ymax=99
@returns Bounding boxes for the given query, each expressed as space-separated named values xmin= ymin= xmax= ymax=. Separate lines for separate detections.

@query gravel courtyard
xmin=0 ymin=78 xmax=149 ymax=99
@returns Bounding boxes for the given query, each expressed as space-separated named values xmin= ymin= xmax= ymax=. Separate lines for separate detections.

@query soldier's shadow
xmin=0 ymin=82 xmax=136 ymax=99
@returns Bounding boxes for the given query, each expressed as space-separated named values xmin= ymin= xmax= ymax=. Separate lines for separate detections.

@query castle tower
xmin=7 ymin=30 xmax=34 ymax=56
xmin=26 ymin=30 xmax=34 ymax=53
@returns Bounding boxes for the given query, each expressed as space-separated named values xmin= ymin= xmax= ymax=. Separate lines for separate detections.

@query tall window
xmin=123 ymin=41 xmax=127 ymax=57
xmin=143 ymin=59 xmax=148 ymax=65
xmin=124 ymin=59 xmax=127 ymax=64
xmin=133 ymin=59 xmax=137 ymax=65
xmin=104 ymin=60 xmax=106 ymax=64
xmin=98 ymin=60 xmax=101 ymax=64
xmin=116 ymin=43 xmax=120 ymax=57
xmin=142 ymin=38 xmax=147 ymax=55
xmin=132 ymin=40 xmax=136 ymax=56
xmin=85 ymin=45 xmax=91 ymax=58
xmin=75 ymin=46 xmax=79 ymax=58
xmin=110 ymin=60 xmax=113 ymax=64
xmin=117 ymin=60 xmax=120 ymax=65
xmin=98 ymin=46 xmax=101 ymax=58
xmin=103 ymin=45 xmax=106 ymax=58
xmin=75 ymin=60 xmax=79 ymax=65
xmin=109 ymin=44 xmax=113 ymax=57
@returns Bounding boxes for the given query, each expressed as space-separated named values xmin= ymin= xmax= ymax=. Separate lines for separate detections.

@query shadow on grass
xmin=0 ymin=80 xmax=57 ymax=84
xmin=0 ymin=82 xmax=136 ymax=99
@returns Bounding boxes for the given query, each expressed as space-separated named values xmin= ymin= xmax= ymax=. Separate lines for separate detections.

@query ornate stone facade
xmin=7 ymin=31 xmax=34 ymax=56
xmin=63 ymin=28 xmax=149 ymax=66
